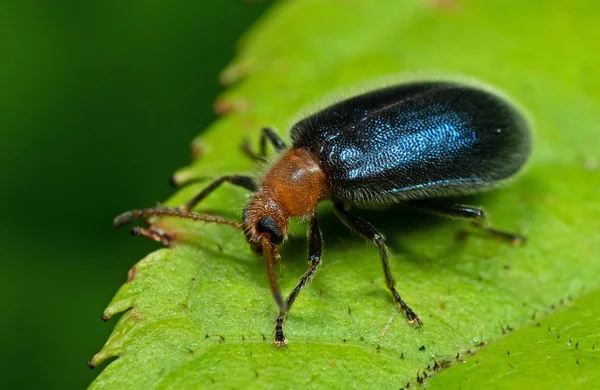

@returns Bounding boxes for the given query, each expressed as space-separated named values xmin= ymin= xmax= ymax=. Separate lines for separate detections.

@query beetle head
xmin=242 ymin=194 xmax=289 ymax=256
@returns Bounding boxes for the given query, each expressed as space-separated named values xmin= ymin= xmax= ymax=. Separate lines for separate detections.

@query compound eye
xmin=256 ymin=216 xmax=284 ymax=245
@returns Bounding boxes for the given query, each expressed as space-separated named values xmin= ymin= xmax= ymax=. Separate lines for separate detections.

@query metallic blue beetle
xmin=116 ymin=80 xmax=531 ymax=346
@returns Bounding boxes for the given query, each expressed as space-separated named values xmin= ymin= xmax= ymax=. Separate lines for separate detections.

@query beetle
xmin=115 ymin=80 xmax=531 ymax=346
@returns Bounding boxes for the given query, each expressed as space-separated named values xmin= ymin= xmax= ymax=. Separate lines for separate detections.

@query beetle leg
xmin=242 ymin=127 xmax=288 ymax=161
xmin=406 ymin=200 xmax=526 ymax=246
xmin=333 ymin=202 xmax=422 ymax=326
xmin=274 ymin=214 xmax=323 ymax=346
xmin=182 ymin=175 xmax=256 ymax=211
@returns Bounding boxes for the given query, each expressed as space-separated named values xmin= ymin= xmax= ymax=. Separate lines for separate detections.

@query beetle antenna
xmin=114 ymin=206 xmax=242 ymax=229
xmin=263 ymin=240 xmax=287 ymax=312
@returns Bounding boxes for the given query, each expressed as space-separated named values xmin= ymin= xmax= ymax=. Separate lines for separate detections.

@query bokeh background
xmin=0 ymin=1 xmax=270 ymax=388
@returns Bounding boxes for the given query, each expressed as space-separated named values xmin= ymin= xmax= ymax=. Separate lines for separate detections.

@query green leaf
xmin=427 ymin=289 xmax=600 ymax=389
xmin=89 ymin=0 xmax=600 ymax=388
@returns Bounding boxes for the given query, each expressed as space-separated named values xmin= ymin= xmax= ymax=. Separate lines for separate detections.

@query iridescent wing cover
xmin=290 ymin=82 xmax=531 ymax=203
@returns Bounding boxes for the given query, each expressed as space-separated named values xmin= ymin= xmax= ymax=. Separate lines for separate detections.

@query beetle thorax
xmin=260 ymin=148 xmax=330 ymax=218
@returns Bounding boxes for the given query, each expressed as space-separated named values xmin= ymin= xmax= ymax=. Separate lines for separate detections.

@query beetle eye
xmin=256 ymin=216 xmax=284 ymax=245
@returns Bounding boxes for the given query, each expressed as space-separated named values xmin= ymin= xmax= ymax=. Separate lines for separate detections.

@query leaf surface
xmin=427 ymin=289 xmax=600 ymax=389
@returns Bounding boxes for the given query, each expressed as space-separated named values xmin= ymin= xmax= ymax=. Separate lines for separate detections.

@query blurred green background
xmin=0 ymin=1 xmax=270 ymax=388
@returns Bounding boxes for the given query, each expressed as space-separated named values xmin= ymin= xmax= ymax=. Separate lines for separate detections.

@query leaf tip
xmin=168 ymin=174 xmax=179 ymax=188
xmin=219 ymin=62 xmax=249 ymax=86
xmin=213 ymin=96 xmax=251 ymax=115
xmin=127 ymin=267 xmax=136 ymax=282
xmin=88 ymin=348 xmax=120 ymax=370
xmin=104 ymin=296 xmax=136 ymax=320
xmin=170 ymin=167 xmax=202 ymax=187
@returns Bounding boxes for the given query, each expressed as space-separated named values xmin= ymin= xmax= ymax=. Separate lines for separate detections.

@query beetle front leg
xmin=274 ymin=214 xmax=323 ymax=346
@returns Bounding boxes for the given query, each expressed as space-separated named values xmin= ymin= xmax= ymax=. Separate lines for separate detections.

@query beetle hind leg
xmin=333 ymin=202 xmax=422 ymax=326
xmin=470 ymin=220 xmax=526 ymax=246
xmin=407 ymin=200 xmax=526 ymax=246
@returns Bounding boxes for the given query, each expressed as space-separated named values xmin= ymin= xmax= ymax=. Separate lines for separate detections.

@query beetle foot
xmin=508 ymin=234 xmax=527 ymax=247
xmin=470 ymin=222 xmax=527 ymax=247
xmin=274 ymin=314 xmax=288 ymax=347
xmin=488 ymin=229 xmax=527 ymax=247
xmin=392 ymin=289 xmax=422 ymax=326
xmin=273 ymin=336 xmax=288 ymax=347
xmin=406 ymin=309 xmax=423 ymax=326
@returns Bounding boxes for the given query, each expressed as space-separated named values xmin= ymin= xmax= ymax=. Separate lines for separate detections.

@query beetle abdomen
xmin=290 ymin=81 xmax=531 ymax=203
